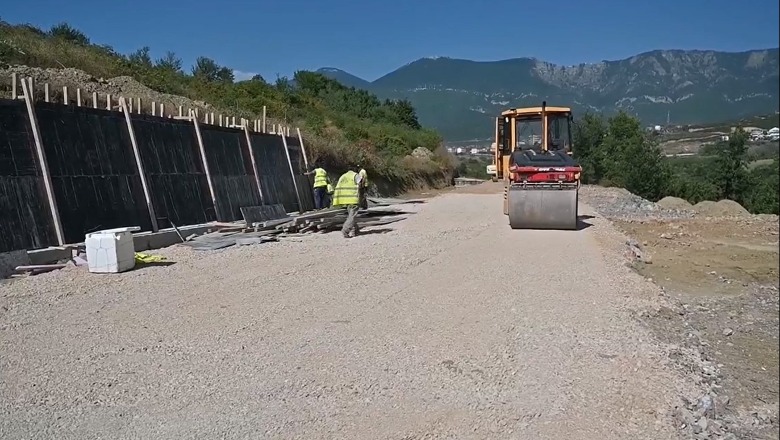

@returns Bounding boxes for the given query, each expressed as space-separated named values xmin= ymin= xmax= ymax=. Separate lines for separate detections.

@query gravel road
xmin=1 ymin=192 xmax=692 ymax=439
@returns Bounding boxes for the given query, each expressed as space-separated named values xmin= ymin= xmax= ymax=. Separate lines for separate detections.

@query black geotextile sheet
xmin=34 ymin=102 xmax=152 ymax=243
xmin=0 ymin=99 xmax=58 ymax=252
xmin=250 ymin=133 xmax=311 ymax=213
xmin=200 ymin=125 xmax=262 ymax=221
xmin=131 ymin=114 xmax=216 ymax=227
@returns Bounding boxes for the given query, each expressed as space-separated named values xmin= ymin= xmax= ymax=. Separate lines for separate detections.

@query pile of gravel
xmin=657 ymin=196 xmax=694 ymax=211
xmin=579 ymin=185 xmax=695 ymax=221
xmin=693 ymin=200 xmax=751 ymax=217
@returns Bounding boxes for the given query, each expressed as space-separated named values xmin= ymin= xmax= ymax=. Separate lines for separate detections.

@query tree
xmin=128 ymin=46 xmax=153 ymax=68
xmin=385 ymin=99 xmax=421 ymax=130
xmin=598 ymin=112 xmax=669 ymax=200
xmin=191 ymin=56 xmax=234 ymax=83
xmin=714 ymin=127 xmax=749 ymax=202
xmin=155 ymin=51 xmax=182 ymax=73
xmin=250 ymin=73 xmax=266 ymax=83
xmin=48 ymin=22 xmax=89 ymax=45
xmin=572 ymin=112 xmax=608 ymax=183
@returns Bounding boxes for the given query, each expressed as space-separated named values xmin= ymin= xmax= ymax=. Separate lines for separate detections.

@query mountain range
xmin=316 ymin=48 xmax=780 ymax=142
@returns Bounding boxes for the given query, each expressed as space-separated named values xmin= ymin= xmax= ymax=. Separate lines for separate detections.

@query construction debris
xmin=182 ymin=202 xmax=420 ymax=251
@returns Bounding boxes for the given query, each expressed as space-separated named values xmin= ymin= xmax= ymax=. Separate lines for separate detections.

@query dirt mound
xmin=693 ymin=199 xmax=750 ymax=217
xmin=656 ymin=196 xmax=694 ymax=210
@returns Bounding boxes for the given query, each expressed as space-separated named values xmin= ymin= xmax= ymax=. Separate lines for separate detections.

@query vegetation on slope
xmin=0 ymin=20 xmax=452 ymax=190
xmin=573 ymin=112 xmax=779 ymax=214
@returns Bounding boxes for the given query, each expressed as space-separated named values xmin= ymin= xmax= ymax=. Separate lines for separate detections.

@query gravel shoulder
xmin=2 ymin=189 xmax=697 ymax=439
xmin=581 ymin=184 xmax=780 ymax=440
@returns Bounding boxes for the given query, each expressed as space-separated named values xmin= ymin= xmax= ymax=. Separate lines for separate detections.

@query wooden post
xmin=27 ymin=77 xmax=34 ymax=100
xmin=231 ymin=116 xmax=236 ymax=127
xmin=280 ymin=132 xmax=304 ymax=212
xmin=11 ymin=72 xmax=17 ymax=99
xmin=92 ymin=92 xmax=98 ymax=108
xmin=119 ymin=97 xmax=159 ymax=233
xmin=190 ymin=109 xmax=218 ymax=218
xmin=210 ymin=113 xmax=215 ymax=125
xmin=76 ymin=88 xmax=82 ymax=106
xmin=106 ymin=94 xmax=112 ymax=110
xmin=219 ymin=114 xmax=223 ymax=126
xmin=136 ymin=98 xmax=141 ymax=114
xmin=151 ymin=101 xmax=156 ymax=116
xmin=63 ymin=86 xmax=69 ymax=105
xmin=128 ymin=99 xmax=133 ymax=113
xmin=262 ymin=106 xmax=267 ymax=133
xmin=296 ymin=127 xmax=310 ymax=170
xmin=243 ymin=124 xmax=264 ymax=203
xmin=178 ymin=106 xmax=183 ymax=117
xmin=44 ymin=83 xmax=50 ymax=102
xmin=21 ymin=79 xmax=65 ymax=246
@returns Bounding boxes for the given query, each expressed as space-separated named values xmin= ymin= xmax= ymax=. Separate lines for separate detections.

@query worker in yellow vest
xmin=357 ymin=165 xmax=368 ymax=209
xmin=332 ymin=165 xmax=363 ymax=238
xmin=305 ymin=163 xmax=331 ymax=210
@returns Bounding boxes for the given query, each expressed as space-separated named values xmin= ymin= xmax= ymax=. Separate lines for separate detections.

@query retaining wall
xmin=0 ymin=98 xmax=313 ymax=253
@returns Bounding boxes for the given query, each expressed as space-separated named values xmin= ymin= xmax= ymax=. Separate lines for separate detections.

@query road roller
xmin=494 ymin=102 xmax=582 ymax=230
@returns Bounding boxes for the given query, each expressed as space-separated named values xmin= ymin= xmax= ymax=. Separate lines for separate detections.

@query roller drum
xmin=507 ymin=185 xmax=579 ymax=230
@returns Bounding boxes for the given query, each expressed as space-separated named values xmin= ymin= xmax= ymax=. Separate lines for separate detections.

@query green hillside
xmin=0 ymin=20 xmax=452 ymax=191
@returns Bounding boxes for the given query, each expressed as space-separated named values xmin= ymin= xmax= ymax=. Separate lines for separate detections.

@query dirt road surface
xmin=1 ymin=191 xmax=695 ymax=439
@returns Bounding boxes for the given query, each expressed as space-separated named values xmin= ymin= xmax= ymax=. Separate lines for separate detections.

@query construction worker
xmin=357 ymin=165 xmax=369 ymax=209
xmin=305 ymin=163 xmax=330 ymax=210
xmin=331 ymin=165 xmax=362 ymax=238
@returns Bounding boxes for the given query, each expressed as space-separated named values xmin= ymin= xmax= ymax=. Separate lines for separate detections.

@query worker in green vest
xmin=332 ymin=165 xmax=363 ymax=238
xmin=305 ymin=163 xmax=331 ymax=210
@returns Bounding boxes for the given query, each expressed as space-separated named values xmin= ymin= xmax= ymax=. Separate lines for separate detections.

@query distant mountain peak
xmin=317 ymin=47 xmax=779 ymax=141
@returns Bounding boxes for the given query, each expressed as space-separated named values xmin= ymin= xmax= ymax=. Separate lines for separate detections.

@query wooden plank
xmin=296 ymin=127 xmax=310 ymax=170
xmin=280 ymin=132 xmax=304 ymax=213
xmin=190 ymin=109 xmax=219 ymax=220
xmin=119 ymin=97 xmax=159 ymax=233
xmin=11 ymin=72 xmax=17 ymax=99
xmin=21 ymin=79 xmax=65 ymax=245
xmin=242 ymin=125 xmax=264 ymax=202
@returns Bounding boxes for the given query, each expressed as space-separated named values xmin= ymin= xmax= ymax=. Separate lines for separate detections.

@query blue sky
xmin=3 ymin=0 xmax=779 ymax=82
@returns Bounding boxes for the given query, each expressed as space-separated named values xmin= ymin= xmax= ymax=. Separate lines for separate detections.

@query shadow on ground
xmin=357 ymin=228 xmax=394 ymax=236
xmin=577 ymin=215 xmax=596 ymax=231
xmin=132 ymin=261 xmax=176 ymax=270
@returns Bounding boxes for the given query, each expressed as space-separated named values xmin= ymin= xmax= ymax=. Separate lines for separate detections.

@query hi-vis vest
xmin=332 ymin=170 xmax=359 ymax=207
xmin=313 ymin=168 xmax=328 ymax=188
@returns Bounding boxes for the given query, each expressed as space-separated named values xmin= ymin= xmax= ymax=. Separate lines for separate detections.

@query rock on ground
xmin=0 ymin=192 xmax=697 ymax=439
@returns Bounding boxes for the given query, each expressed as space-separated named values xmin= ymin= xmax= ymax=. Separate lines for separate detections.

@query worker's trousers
xmin=342 ymin=204 xmax=359 ymax=238
xmin=313 ymin=186 xmax=328 ymax=210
